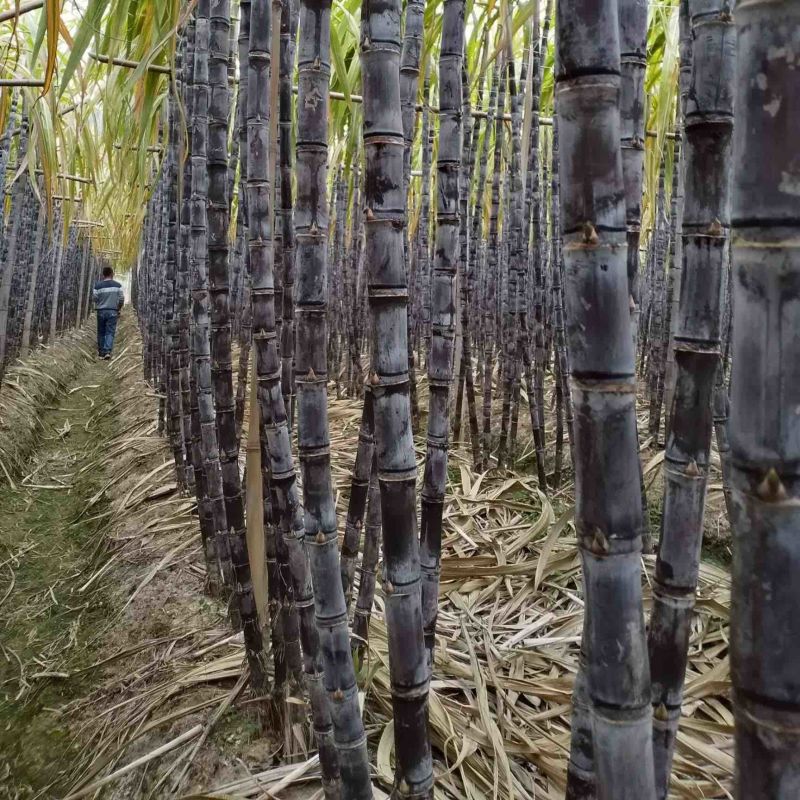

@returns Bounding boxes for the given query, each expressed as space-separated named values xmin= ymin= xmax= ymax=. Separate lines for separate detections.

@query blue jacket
xmin=93 ymin=279 xmax=124 ymax=312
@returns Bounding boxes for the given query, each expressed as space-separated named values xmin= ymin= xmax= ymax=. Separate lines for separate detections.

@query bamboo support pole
xmin=113 ymin=144 xmax=163 ymax=153
xmin=90 ymin=52 xmax=172 ymax=75
xmin=0 ymin=1 xmax=44 ymax=24
xmin=0 ymin=79 xmax=45 ymax=87
xmin=4 ymin=167 xmax=95 ymax=185
xmin=290 ymin=84 xmax=675 ymax=137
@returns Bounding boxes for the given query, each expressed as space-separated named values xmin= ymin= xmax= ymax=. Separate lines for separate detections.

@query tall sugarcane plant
xmin=294 ymin=0 xmax=373 ymax=793
xmin=361 ymin=0 xmax=433 ymax=792
xmin=729 ymin=1 xmax=800 ymax=794
xmin=209 ymin=0 xmax=270 ymax=691
xmin=244 ymin=0 xmax=343 ymax=791
xmin=556 ymin=0 xmax=655 ymax=797
xmin=648 ymin=1 xmax=734 ymax=793
xmin=278 ymin=0 xmax=299 ymax=425
xmin=619 ymin=0 xmax=648 ymax=331
xmin=419 ymin=0 xmax=464 ymax=663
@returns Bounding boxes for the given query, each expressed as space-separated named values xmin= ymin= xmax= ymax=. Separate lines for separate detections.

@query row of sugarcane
xmin=0 ymin=97 xmax=102 ymax=376
xmin=132 ymin=0 xmax=799 ymax=797
xmin=140 ymin=0 xmax=692 ymax=496
xmin=131 ymin=0 xmax=578 ymax=492
xmin=319 ymin=16 xmax=572 ymax=490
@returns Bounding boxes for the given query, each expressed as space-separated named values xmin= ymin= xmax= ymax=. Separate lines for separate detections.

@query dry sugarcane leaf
xmin=376 ymin=721 xmax=395 ymax=788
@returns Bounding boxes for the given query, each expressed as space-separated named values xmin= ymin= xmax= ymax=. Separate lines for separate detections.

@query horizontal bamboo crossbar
xmin=113 ymin=143 xmax=163 ymax=153
xmin=292 ymin=86 xmax=676 ymax=139
xmin=42 ymin=170 xmax=94 ymax=185
xmin=90 ymin=52 xmax=172 ymax=76
xmin=0 ymin=78 xmax=45 ymax=87
xmin=0 ymin=1 xmax=44 ymax=24
xmin=47 ymin=171 xmax=94 ymax=185
xmin=4 ymin=167 xmax=94 ymax=185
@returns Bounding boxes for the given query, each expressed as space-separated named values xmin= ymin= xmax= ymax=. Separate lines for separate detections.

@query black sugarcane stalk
xmin=340 ymin=389 xmax=375 ymax=608
xmin=648 ymin=1 xmax=735 ymax=791
xmin=361 ymin=0 xmax=433 ymax=790
xmin=294 ymin=0 xmax=372 ymax=793
xmin=420 ymin=0 xmax=464 ymax=661
xmin=728 ymin=1 xmax=800 ymax=793
xmin=556 ymin=0 xmax=656 ymax=795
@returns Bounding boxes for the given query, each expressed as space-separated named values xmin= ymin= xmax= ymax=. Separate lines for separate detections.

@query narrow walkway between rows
xmin=0 ymin=328 xmax=126 ymax=796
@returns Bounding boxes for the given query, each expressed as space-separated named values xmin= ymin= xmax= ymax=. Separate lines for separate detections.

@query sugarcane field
xmin=0 ymin=0 xmax=797 ymax=797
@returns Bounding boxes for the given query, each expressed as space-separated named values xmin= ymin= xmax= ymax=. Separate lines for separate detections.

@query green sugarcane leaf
xmin=60 ymin=0 xmax=112 ymax=97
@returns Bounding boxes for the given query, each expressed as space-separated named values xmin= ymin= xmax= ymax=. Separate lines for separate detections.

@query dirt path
xmin=0 ymin=333 xmax=124 ymax=798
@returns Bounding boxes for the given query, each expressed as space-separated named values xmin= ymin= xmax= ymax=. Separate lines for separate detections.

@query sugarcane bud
xmin=590 ymin=527 xmax=609 ymax=555
xmin=365 ymin=207 xmax=375 ymax=221
xmin=312 ymin=55 xmax=321 ymax=70
xmin=308 ymin=367 xmax=317 ymax=381
xmin=706 ymin=218 xmax=723 ymax=237
xmin=333 ymin=688 xmax=344 ymax=701
xmin=582 ymin=221 xmax=599 ymax=245
xmin=399 ymin=778 xmax=409 ymax=794
xmin=315 ymin=531 xmax=326 ymax=545
xmin=384 ymin=580 xmax=395 ymax=595
xmin=310 ymin=220 xmax=319 ymax=236
xmin=369 ymin=371 xmax=380 ymax=386
xmin=684 ymin=459 xmax=700 ymax=477
xmin=654 ymin=702 xmax=670 ymax=721
xmin=756 ymin=468 xmax=788 ymax=503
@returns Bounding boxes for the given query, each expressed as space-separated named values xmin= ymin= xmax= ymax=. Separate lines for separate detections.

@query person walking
xmin=93 ymin=266 xmax=125 ymax=360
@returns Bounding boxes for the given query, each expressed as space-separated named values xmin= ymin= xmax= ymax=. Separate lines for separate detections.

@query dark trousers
xmin=97 ymin=310 xmax=119 ymax=356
